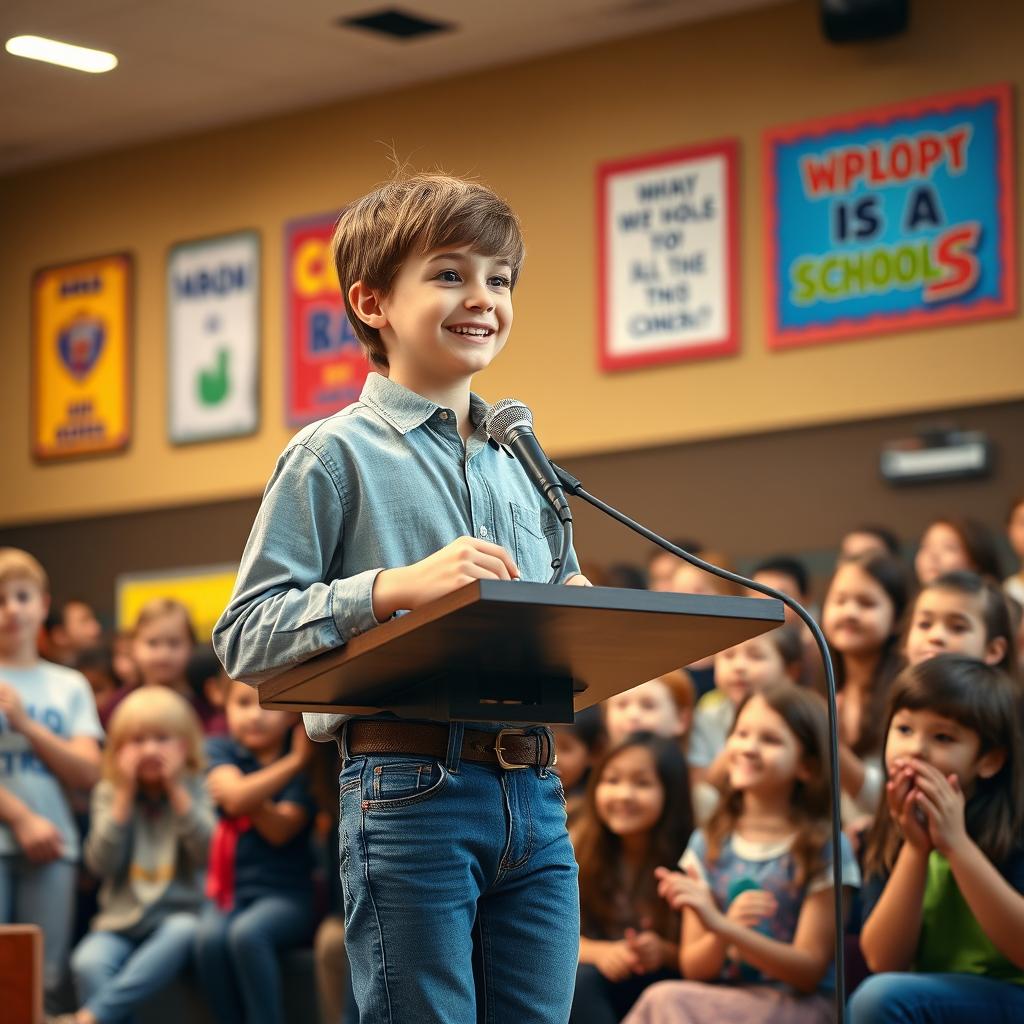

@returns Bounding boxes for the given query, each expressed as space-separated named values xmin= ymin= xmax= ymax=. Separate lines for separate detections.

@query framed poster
xmin=31 ymin=253 xmax=132 ymax=460
xmin=167 ymin=230 xmax=260 ymax=444
xmin=284 ymin=212 xmax=370 ymax=425
xmin=765 ymin=83 xmax=1017 ymax=349
xmin=597 ymin=139 xmax=739 ymax=371
xmin=116 ymin=563 xmax=238 ymax=643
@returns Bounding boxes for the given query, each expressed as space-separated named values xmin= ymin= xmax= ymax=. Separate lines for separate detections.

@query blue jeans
xmin=338 ymin=725 xmax=580 ymax=1024
xmin=194 ymin=893 xmax=313 ymax=1024
xmin=848 ymin=972 xmax=1024 ymax=1022
xmin=0 ymin=854 xmax=76 ymax=1008
xmin=71 ymin=912 xmax=198 ymax=1024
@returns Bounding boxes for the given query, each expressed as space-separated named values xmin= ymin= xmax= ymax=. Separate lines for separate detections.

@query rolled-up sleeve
xmin=213 ymin=442 xmax=382 ymax=687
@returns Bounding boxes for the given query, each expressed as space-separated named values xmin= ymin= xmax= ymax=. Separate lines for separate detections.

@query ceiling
xmin=0 ymin=0 xmax=782 ymax=176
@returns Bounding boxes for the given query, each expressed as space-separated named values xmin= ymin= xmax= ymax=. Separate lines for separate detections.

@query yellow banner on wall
xmin=32 ymin=253 xmax=132 ymax=460
xmin=116 ymin=564 xmax=238 ymax=643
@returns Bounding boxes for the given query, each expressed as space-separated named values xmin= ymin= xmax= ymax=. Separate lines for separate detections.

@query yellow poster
xmin=32 ymin=253 xmax=132 ymax=459
xmin=116 ymin=564 xmax=238 ymax=643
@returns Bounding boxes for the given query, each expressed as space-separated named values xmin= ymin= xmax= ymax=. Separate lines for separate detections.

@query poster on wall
xmin=284 ymin=212 xmax=370 ymax=425
xmin=32 ymin=253 xmax=132 ymax=461
xmin=597 ymin=139 xmax=739 ymax=371
xmin=167 ymin=231 xmax=260 ymax=444
xmin=765 ymin=83 xmax=1017 ymax=349
xmin=116 ymin=563 xmax=238 ymax=643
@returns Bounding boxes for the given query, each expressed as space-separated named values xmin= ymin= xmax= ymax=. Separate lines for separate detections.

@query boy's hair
xmin=912 ymin=570 xmax=1018 ymax=677
xmin=765 ymin=626 xmax=804 ymax=668
xmin=131 ymin=597 xmax=198 ymax=645
xmin=102 ymin=687 xmax=206 ymax=782
xmin=1007 ymin=494 xmax=1024 ymax=524
xmin=847 ymin=524 xmax=902 ymax=558
xmin=331 ymin=172 xmax=526 ymax=371
xmin=658 ymin=668 xmax=697 ymax=717
xmin=753 ymin=555 xmax=810 ymax=597
xmin=863 ymin=655 xmax=1024 ymax=876
xmin=0 ymin=548 xmax=49 ymax=592
xmin=574 ymin=732 xmax=694 ymax=941
xmin=706 ymin=682 xmax=832 ymax=889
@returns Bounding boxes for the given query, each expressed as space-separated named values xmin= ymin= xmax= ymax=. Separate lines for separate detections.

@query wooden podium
xmin=260 ymin=580 xmax=784 ymax=723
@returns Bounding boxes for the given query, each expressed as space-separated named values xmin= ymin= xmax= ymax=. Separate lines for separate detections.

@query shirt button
xmin=439 ymin=411 xmax=449 ymax=421
xmin=478 ymin=525 xmax=488 ymax=537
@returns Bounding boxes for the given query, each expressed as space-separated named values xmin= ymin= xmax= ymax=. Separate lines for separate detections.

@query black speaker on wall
xmin=821 ymin=0 xmax=909 ymax=42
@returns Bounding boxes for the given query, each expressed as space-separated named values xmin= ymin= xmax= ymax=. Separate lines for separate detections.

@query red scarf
xmin=205 ymin=816 xmax=252 ymax=911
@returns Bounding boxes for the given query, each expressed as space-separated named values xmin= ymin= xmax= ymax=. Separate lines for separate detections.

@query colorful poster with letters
xmin=168 ymin=231 xmax=260 ymax=443
xmin=32 ymin=253 xmax=132 ymax=460
xmin=116 ymin=563 xmax=238 ymax=642
xmin=597 ymin=139 xmax=739 ymax=371
xmin=765 ymin=83 xmax=1016 ymax=349
xmin=284 ymin=212 xmax=369 ymax=425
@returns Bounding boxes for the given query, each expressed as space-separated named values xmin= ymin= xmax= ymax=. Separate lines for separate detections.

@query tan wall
xmin=1 ymin=0 xmax=1022 ymax=528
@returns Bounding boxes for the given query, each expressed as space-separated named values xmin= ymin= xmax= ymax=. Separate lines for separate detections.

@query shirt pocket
xmin=509 ymin=501 xmax=561 ymax=580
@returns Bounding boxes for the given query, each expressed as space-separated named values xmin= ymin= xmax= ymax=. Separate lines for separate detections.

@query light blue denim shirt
xmin=213 ymin=372 xmax=579 ymax=741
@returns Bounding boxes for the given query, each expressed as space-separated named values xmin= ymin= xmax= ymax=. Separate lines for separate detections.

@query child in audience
xmin=47 ymin=600 xmax=104 ymax=668
xmin=110 ymin=631 xmax=139 ymax=691
xmin=851 ymin=656 xmax=1024 ymax=1020
xmin=571 ymin=733 xmax=694 ymax=1023
xmin=647 ymin=541 xmax=702 ymax=593
xmin=194 ymin=677 xmax=316 ymax=1024
xmin=904 ymin=570 xmax=1016 ymax=676
xmin=837 ymin=525 xmax=902 ymax=565
xmin=626 ymin=683 xmax=859 ymax=1024
xmin=0 ymin=548 xmax=103 ymax=1009
xmin=60 ymin=687 xmax=213 ymax=1024
xmin=671 ymin=555 xmax=743 ymax=699
xmin=689 ymin=629 xmax=803 ymax=791
xmin=185 ymin=646 xmax=228 ymax=735
xmin=1004 ymin=495 xmax=1024 ymax=605
xmin=915 ymin=517 xmax=1004 ymax=586
xmin=822 ymin=553 xmax=910 ymax=822
xmin=604 ymin=670 xmax=695 ymax=748
xmin=553 ymin=705 xmax=606 ymax=829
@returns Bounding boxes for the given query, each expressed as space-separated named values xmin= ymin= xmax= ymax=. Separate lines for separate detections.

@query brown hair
xmin=920 ymin=517 xmax=1005 ymax=583
xmin=573 ymin=733 xmax=694 ymax=941
xmin=863 ymin=656 xmax=1024 ymax=877
xmin=0 ymin=548 xmax=48 ymax=591
xmin=658 ymin=668 xmax=696 ymax=717
xmin=131 ymin=598 xmax=197 ymax=645
xmin=331 ymin=172 xmax=526 ymax=371
xmin=705 ymin=682 xmax=833 ymax=889
xmin=102 ymin=687 xmax=206 ymax=783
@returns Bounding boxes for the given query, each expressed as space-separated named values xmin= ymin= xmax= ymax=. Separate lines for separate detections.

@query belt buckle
xmin=494 ymin=728 xmax=530 ymax=769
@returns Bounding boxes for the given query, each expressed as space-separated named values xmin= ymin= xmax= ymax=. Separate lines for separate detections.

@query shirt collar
xmin=360 ymin=371 xmax=490 ymax=440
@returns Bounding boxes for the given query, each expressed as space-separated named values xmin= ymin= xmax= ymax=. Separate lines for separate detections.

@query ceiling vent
xmin=338 ymin=8 xmax=454 ymax=40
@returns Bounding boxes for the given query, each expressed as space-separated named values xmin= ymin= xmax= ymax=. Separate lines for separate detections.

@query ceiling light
xmin=5 ymin=35 xmax=118 ymax=73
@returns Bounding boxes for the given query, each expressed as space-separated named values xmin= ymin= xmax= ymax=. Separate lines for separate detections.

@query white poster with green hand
xmin=168 ymin=230 xmax=260 ymax=443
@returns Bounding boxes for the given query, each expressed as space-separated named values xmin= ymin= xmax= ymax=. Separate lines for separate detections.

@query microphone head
xmin=484 ymin=397 xmax=534 ymax=446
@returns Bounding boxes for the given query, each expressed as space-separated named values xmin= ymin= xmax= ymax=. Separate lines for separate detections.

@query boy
xmin=0 ymin=548 xmax=103 ymax=1008
xmin=213 ymin=173 xmax=590 ymax=1023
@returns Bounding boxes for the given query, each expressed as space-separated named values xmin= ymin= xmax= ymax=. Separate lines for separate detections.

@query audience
xmin=5 ymin=494 xmax=1021 ymax=1020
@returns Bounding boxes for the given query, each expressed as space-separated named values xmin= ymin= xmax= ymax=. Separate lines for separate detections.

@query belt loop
xmin=445 ymin=721 xmax=465 ymax=773
xmin=338 ymin=720 xmax=352 ymax=763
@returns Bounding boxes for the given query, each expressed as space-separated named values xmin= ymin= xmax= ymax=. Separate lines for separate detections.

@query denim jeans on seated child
xmin=71 ymin=912 xmax=198 ymax=1024
xmin=848 ymin=971 xmax=1024 ymax=1023
xmin=338 ymin=723 xmax=579 ymax=1024
xmin=194 ymin=893 xmax=313 ymax=1024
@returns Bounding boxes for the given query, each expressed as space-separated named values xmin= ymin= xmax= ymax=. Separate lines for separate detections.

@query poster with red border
xmin=597 ymin=139 xmax=739 ymax=372
xmin=764 ymin=84 xmax=1017 ymax=350
xmin=31 ymin=252 xmax=133 ymax=461
xmin=284 ymin=212 xmax=369 ymax=425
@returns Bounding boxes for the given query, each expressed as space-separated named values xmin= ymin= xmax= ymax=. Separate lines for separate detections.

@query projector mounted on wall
xmin=880 ymin=427 xmax=993 ymax=486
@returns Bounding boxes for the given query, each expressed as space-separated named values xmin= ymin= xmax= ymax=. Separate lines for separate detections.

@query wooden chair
xmin=0 ymin=925 xmax=43 ymax=1024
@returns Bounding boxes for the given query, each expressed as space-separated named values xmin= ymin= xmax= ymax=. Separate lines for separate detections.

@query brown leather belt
xmin=345 ymin=720 xmax=556 ymax=770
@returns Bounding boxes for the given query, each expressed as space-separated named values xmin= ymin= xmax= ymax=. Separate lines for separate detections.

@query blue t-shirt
xmin=205 ymin=734 xmax=316 ymax=901
xmin=0 ymin=660 xmax=104 ymax=862
xmin=681 ymin=827 xmax=860 ymax=993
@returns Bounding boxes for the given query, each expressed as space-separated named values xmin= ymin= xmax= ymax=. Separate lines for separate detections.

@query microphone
xmin=484 ymin=399 xmax=573 ymax=524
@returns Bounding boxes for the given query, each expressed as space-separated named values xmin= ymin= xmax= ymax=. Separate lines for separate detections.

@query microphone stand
xmin=552 ymin=462 xmax=848 ymax=1023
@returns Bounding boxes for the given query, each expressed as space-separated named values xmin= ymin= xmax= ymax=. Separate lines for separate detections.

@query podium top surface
xmin=260 ymin=580 xmax=785 ymax=717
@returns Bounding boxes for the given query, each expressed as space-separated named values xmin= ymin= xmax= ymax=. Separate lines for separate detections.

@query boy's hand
xmin=372 ymin=537 xmax=520 ymax=620
xmin=0 ymin=683 xmax=29 ymax=732
xmin=13 ymin=811 xmax=63 ymax=863
xmin=564 ymin=574 xmax=593 ymax=587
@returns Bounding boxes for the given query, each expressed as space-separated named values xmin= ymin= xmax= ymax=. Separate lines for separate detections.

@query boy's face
xmin=225 ymin=679 xmax=293 ymax=754
xmin=0 ymin=577 xmax=49 ymax=657
xmin=604 ymin=679 xmax=683 ymax=745
xmin=369 ymin=243 xmax=513 ymax=388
